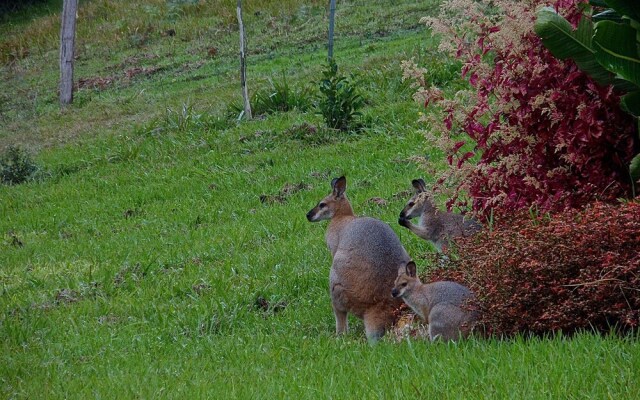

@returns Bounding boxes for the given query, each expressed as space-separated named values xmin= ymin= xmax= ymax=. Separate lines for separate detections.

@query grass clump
xmin=253 ymin=74 xmax=312 ymax=114
xmin=229 ymin=74 xmax=313 ymax=120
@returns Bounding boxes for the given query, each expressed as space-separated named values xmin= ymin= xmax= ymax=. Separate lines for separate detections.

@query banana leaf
xmin=535 ymin=8 xmax=615 ymax=85
xmin=593 ymin=20 xmax=640 ymax=88
xmin=621 ymin=91 xmax=640 ymax=117
xmin=630 ymin=153 xmax=640 ymax=183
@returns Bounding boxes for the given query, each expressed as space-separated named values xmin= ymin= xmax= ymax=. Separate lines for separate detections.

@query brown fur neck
xmin=333 ymin=195 xmax=355 ymax=218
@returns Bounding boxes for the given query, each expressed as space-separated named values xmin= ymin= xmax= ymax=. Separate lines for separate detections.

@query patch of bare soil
xmin=259 ymin=181 xmax=312 ymax=205
xmin=77 ymin=66 xmax=161 ymax=91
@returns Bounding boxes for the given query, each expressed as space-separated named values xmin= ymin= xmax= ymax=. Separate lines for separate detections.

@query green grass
xmin=1 ymin=0 xmax=639 ymax=398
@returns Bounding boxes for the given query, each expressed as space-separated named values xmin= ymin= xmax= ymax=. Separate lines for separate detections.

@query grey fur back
xmin=425 ymin=281 xmax=474 ymax=307
xmin=330 ymin=217 xmax=410 ymax=315
xmin=334 ymin=217 xmax=410 ymax=269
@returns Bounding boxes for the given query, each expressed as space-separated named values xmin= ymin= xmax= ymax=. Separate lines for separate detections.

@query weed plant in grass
xmin=228 ymin=73 xmax=313 ymax=119
xmin=0 ymin=146 xmax=39 ymax=185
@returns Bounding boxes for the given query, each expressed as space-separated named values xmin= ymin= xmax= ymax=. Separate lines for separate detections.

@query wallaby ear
xmin=411 ymin=179 xmax=427 ymax=193
xmin=405 ymin=261 xmax=417 ymax=277
xmin=332 ymin=176 xmax=347 ymax=198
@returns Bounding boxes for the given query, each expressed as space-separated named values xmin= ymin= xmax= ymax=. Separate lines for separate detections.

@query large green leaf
xmin=535 ymin=8 xmax=593 ymax=59
xmin=593 ymin=21 xmax=640 ymax=88
xmin=604 ymin=0 xmax=640 ymax=22
xmin=621 ymin=91 xmax=640 ymax=116
xmin=535 ymin=8 xmax=614 ymax=85
xmin=630 ymin=153 xmax=640 ymax=183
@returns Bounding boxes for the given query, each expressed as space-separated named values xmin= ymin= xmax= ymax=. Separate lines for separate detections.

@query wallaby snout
xmin=307 ymin=176 xmax=410 ymax=343
xmin=306 ymin=202 xmax=329 ymax=222
xmin=306 ymin=209 xmax=317 ymax=222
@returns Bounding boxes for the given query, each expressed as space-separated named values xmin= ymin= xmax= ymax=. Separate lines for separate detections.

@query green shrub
xmin=317 ymin=60 xmax=364 ymax=131
xmin=0 ymin=145 xmax=38 ymax=185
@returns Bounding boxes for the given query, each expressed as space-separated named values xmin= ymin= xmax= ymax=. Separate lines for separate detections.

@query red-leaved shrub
xmin=404 ymin=0 xmax=638 ymax=219
xmin=427 ymin=201 xmax=640 ymax=337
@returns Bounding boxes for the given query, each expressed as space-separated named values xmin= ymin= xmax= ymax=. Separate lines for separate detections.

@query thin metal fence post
xmin=328 ymin=0 xmax=336 ymax=61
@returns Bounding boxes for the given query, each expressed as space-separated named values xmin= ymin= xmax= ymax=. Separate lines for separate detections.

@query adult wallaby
xmin=391 ymin=261 xmax=477 ymax=341
xmin=398 ymin=178 xmax=481 ymax=251
xmin=307 ymin=176 xmax=410 ymax=343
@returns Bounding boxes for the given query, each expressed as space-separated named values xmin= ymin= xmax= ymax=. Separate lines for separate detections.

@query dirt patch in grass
xmin=259 ymin=181 xmax=311 ymax=205
xmin=367 ymin=197 xmax=388 ymax=207
xmin=78 ymin=66 xmax=162 ymax=91
xmin=192 ymin=282 xmax=211 ymax=296
xmin=77 ymin=76 xmax=116 ymax=91
xmin=254 ymin=295 xmax=287 ymax=316
xmin=55 ymin=288 xmax=81 ymax=304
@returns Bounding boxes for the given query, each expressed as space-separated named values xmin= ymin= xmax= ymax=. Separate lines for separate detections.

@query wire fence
xmin=237 ymin=0 xmax=433 ymax=68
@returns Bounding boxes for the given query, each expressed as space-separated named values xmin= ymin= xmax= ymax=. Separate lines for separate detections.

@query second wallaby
xmin=307 ymin=176 xmax=410 ymax=343
xmin=391 ymin=261 xmax=477 ymax=341
xmin=398 ymin=178 xmax=481 ymax=251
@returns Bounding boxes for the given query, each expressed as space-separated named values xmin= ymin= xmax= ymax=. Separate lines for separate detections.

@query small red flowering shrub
xmin=404 ymin=0 xmax=638 ymax=219
xmin=427 ymin=202 xmax=640 ymax=337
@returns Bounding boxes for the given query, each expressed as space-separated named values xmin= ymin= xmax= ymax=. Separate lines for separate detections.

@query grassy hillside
xmin=1 ymin=0 xmax=639 ymax=398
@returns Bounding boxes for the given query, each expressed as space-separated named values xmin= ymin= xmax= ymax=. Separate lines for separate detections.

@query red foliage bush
xmin=459 ymin=34 xmax=637 ymax=217
xmin=427 ymin=201 xmax=640 ymax=337
xmin=407 ymin=0 xmax=638 ymax=219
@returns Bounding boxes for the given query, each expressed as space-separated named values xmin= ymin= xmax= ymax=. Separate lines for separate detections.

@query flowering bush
xmin=403 ymin=0 xmax=638 ymax=219
xmin=427 ymin=201 xmax=640 ymax=337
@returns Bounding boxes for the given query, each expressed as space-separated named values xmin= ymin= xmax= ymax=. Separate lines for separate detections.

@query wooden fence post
xmin=59 ymin=0 xmax=78 ymax=105
xmin=237 ymin=0 xmax=252 ymax=119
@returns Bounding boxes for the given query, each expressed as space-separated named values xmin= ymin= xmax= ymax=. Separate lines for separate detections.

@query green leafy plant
xmin=535 ymin=0 xmax=640 ymax=190
xmin=317 ymin=60 xmax=364 ymax=131
xmin=0 ymin=145 xmax=38 ymax=185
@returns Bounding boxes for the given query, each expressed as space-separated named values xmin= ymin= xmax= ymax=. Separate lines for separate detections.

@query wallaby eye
xmin=401 ymin=282 xmax=407 ymax=287
xmin=408 ymin=202 xmax=415 ymax=207
xmin=318 ymin=202 xmax=326 ymax=209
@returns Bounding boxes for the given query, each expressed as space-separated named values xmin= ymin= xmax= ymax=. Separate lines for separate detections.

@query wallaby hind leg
xmin=428 ymin=303 xmax=467 ymax=342
xmin=363 ymin=306 xmax=394 ymax=344
xmin=333 ymin=304 xmax=348 ymax=335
